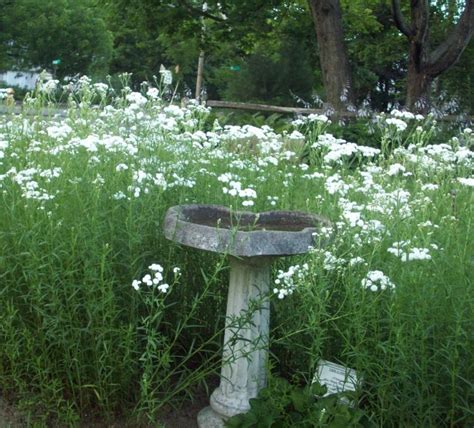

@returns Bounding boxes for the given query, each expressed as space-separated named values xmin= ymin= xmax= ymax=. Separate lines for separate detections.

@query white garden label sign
xmin=313 ymin=360 xmax=359 ymax=403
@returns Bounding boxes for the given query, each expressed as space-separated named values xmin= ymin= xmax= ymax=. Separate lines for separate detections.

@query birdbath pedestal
xmin=164 ymin=205 xmax=330 ymax=427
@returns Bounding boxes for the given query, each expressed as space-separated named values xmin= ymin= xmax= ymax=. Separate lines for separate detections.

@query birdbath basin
xmin=164 ymin=204 xmax=331 ymax=427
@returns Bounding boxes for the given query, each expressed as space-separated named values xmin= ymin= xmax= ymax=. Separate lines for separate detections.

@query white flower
xmin=218 ymin=173 xmax=233 ymax=183
xmin=239 ymin=188 xmax=257 ymax=198
xmin=115 ymin=163 xmax=129 ymax=172
xmin=112 ymin=191 xmax=127 ymax=200
xmin=387 ymin=163 xmax=406 ymax=176
xmin=142 ymin=274 xmax=153 ymax=286
xmin=47 ymin=124 xmax=72 ymax=139
xmin=41 ymin=79 xmax=59 ymax=94
xmin=93 ymin=83 xmax=109 ymax=96
xmin=158 ymin=283 xmax=170 ymax=293
xmin=391 ymin=109 xmax=415 ymax=120
xmin=149 ymin=263 xmax=164 ymax=272
xmin=402 ymin=247 xmax=432 ymax=262
xmin=132 ymin=280 xmax=141 ymax=291
xmin=126 ymin=92 xmax=147 ymax=106
xmin=273 ymin=264 xmax=309 ymax=299
xmin=421 ymin=183 xmax=439 ymax=191
xmin=361 ymin=270 xmax=395 ymax=291
xmin=146 ymin=87 xmax=160 ymax=99
xmin=307 ymin=113 xmax=329 ymax=123
xmin=457 ymin=177 xmax=474 ymax=187
xmin=386 ymin=118 xmax=408 ymax=132
xmin=349 ymin=257 xmax=365 ymax=266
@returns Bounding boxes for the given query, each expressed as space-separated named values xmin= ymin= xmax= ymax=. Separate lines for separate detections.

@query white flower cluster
xmin=273 ymin=263 xmax=309 ymax=299
xmin=40 ymin=79 xmax=60 ymax=94
xmin=335 ymin=198 xmax=386 ymax=247
xmin=4 ymin=166 xmax=60 ymax=203
xmin=93 ymin=82 xmax=109 ymax=97
xmin=0 ymin=139 xmax=7 ymax=160
xmin=126 ymin=91 xmax=148 ymax=107
xmin=386 ymin=163 xmax=406 ymax=176
xmin=47 ymin=124 xmax=73 ymax=140
xmin=266 ymin=195 xmax=279 ymax=206
xmin=219 ymin=172 xmax=257 ymax=207
xmin=361 ymin=270 xmax=395 ymax=292
xmin=146 ymin=87 xmax=160 ymax=100
xmin=390 ymin=109 xmax=424 ymax=121
xmin=385 ymin=118 xmax=408 ymax=132
xmin=387 ymin=240 xmax=434 ymax=261
xmin=320 ymin=251 xmax=346 ymax=271
xmin=325 ymin=173 xmax=351 ymax=196
xmin=132 ymin=263 xmax=180 ymax=293
xmin=292 ymin=113 xmax=330 ymax=127
xmin=457 ymin=177 xmax=474 ymax=187
xmin=312 ymin=133 xmax=379 ymax=165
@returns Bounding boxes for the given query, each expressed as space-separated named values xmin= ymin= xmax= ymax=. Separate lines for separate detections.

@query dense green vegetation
xmin=1 ymin=0 xmax=473 ymax=111
xmin=0 ymin=81 xmax=472 ymax=426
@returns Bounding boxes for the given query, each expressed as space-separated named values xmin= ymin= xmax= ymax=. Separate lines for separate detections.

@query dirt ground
xmin=0 ymin=396 xmax=23 ymax=428
xmin=0 ymin=395 xmax=203 ymax=428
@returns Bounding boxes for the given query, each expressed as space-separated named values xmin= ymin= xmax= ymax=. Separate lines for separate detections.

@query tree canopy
xmin=0 ymin=0 xmax=113 ymax=78
xmin=0 ymin=0 xmax=472 ymax=112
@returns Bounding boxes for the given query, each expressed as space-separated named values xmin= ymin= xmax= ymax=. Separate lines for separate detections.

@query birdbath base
xmin=197 ymin=406 xmax=225 ymax=428
xmin=163 ymin=205 xmax=331 ymax=427
xmin=197 ymin=256 xmax=272 ymax=427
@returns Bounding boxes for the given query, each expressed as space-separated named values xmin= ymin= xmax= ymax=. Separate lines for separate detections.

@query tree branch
xmin=392 ymin=0 xmax=413 ymax=37
xmin=411 ymin=0 xmax=430 ymax=42
xmin=426 ymin=0 xmax=474 ymax=77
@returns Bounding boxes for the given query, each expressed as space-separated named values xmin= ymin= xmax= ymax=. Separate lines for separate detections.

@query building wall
xmin=0 ymin=70 xmax=40 ymax=90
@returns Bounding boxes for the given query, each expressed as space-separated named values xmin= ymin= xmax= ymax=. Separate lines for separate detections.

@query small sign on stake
xmin=229 ymin=65 xmax=241 ymax=72
xmin=52 ymin=59 xmax=61 ymax=65
xmin=312 ymin=360 xmax=360 ymax=406
xmin=159 ymin=65 xmax=173 ymax=85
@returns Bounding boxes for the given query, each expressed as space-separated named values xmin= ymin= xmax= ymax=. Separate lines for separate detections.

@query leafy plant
xmin=226 ymin=377 xmax=373 ymax=428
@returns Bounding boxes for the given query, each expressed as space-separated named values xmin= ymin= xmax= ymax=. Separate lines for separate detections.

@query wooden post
xmin=195 ymin=50 xmax=205 ymax=102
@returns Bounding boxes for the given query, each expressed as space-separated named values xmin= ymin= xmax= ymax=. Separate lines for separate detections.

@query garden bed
xmin=0 ymin=83 xmax=473 ymax=426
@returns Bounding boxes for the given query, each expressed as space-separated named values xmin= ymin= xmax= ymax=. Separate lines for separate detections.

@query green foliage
xmin=215 ymin=39 xmax=315 ymax=106
xmin=1 ymin=0 xmax=113 ymax=77
xmin=226 ymin=377 xmax=372 ymax=428
xmin=2 ymin=0 xmax=473 ymax=111
xmin=0 ymin=27 xmax=473 ymax=428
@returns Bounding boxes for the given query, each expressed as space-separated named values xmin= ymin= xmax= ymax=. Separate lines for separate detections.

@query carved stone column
xmin=198 ymin=256 xmax=271 ymax=426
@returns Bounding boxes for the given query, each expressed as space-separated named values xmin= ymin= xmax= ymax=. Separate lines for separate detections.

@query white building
xmin=0 ymin=70 xmax=42 ymax=90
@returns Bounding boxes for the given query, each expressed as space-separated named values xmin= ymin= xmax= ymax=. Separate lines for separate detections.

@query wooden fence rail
xmin=1 ymin=100 xmax=472 ymax=123
xmin=206 ymin=100 xmax=473 ymax=122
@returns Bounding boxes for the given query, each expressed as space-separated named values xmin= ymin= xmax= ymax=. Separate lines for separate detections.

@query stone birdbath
xmin=164 ymin=204 xmax=331 ymax=427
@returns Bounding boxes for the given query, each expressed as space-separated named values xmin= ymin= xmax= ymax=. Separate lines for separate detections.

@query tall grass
xmin=0 ymin=81 xmax=473 ymax=426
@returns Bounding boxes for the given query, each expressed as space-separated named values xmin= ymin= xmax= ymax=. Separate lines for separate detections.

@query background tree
xmin=1 ymin=0 xmax=473 ymax=112
xmin=0 ymin=0 xmax=113 ymax=77
xmin=99 ymin=0 xmax=169 ymax=83
xmin=392 ymin=0 xmax=474 ymax=111
xmin=308 ymin=0 xmax=354 ymax=110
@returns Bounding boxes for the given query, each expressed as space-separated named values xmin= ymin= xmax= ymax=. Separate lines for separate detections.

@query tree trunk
xmin=392 ymin=0 xmax=474 ymax=111
xmin=406 ymin=65 xmax=432 ymax=112
xmin=308 ymin=0 xmax=354 ymax=111
xmin=406 ymin=36 xmax=432 ymax=111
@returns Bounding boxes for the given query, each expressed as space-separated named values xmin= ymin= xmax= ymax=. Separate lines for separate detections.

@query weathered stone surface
xmin=164 ymin=205 xmax=332 ymax=427
xmin=164 ymin=204 xmax=331 ymax=257
xmin=209 ymin=256 xmax=271 ymax=419
xmin=197 ymin=406 xmax=226 ymax=428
